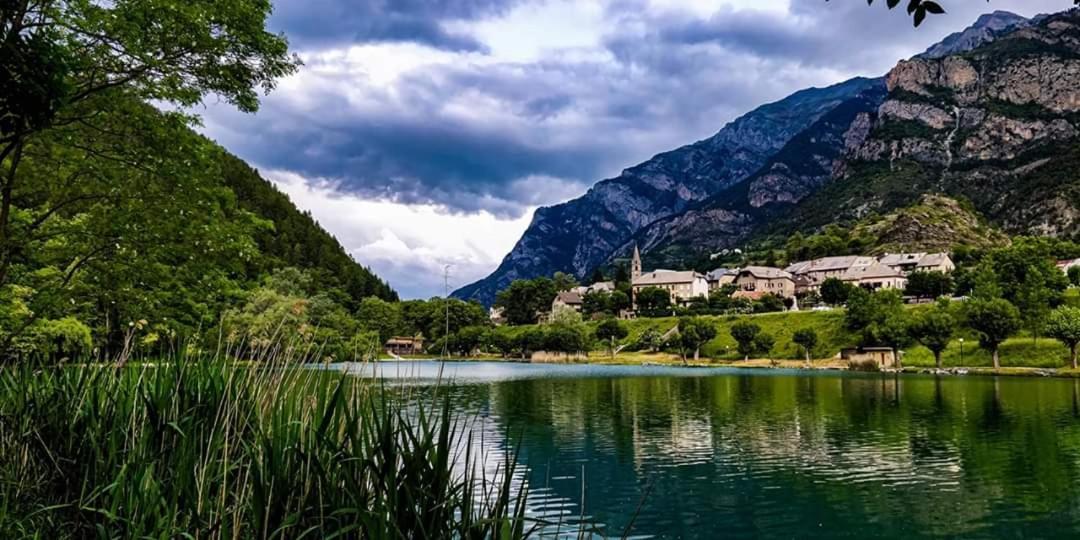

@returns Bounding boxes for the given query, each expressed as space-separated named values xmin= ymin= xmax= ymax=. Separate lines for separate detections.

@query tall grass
xmin=0 ymin=354 xmax=532 ymax=538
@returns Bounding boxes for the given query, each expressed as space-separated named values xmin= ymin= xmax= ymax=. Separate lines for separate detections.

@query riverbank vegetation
xmin=0 ymin=356 xmax=531 ymax=537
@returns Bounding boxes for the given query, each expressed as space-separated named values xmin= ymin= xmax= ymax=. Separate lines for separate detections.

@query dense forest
xmin=0 ymin=1 xmax=402 ymax=363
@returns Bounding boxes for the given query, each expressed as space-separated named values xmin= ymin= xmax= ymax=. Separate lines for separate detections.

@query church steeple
xmin=631 ymin=244 xmax=642 ymax=281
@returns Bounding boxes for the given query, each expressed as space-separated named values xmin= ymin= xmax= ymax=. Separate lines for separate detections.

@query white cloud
xmin=265 ymin=170 xmax=534 ymax=299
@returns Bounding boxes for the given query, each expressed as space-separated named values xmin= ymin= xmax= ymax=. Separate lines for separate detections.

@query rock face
xmin=452 ymin=77 xmax=881 ymax=305
xmin=617 ymin=86 xmax=887 ymax=268
xmin=917 ymin=10 xmax=1031 ymax=59
xmin=791 ymin=9 xmax=1080 ymax=239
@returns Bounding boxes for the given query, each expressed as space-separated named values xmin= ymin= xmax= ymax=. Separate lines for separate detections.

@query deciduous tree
xmin=1047 ymin=306 xmax=1080 ymax=369
xmin=966 ymin=298 xmax=1021 ymax=370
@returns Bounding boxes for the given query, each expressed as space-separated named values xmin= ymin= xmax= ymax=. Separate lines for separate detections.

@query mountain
xmin=617 ymin=84 xmax=888 ymax=270
xmin=783 ymin=9 xmax=1080 ymax=238
xmin=452 ymin=77 xmax=883 ymax=305
xmin=220 ymin=153 xmax=398 ymax=305
xmin=642 ymin=8 xmax=1080 ymax=267
xmin=455 ymin=10 xmax=1036 ymax=306
xmin=918 ymin=10 xmax=1031 ymax=59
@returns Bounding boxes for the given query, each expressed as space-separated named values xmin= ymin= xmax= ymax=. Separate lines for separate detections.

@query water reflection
xmin=355 ymin=362 xmax=1080 ymax=538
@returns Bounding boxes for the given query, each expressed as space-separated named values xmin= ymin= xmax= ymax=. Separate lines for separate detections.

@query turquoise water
xmin=335 ymin=361 xmax=1080 ymax=538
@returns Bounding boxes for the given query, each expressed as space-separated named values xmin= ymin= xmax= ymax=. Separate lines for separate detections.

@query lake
xmin=330 ymin=361 xmax=1080 ymax=538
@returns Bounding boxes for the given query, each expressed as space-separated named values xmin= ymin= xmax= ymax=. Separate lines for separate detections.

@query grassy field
xmin=487 ymin=305 xmax=1080 ymax=370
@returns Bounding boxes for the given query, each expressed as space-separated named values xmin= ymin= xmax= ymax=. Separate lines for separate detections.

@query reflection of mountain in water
xmin=436 ymin=371 xmax=1080 ymax=539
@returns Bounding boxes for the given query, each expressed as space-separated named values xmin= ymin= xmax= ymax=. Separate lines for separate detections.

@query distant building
xmin=552 ymin=291 xmax=584 ymax=314
xmin=840 ymin=262 xmax=908 ymax=290
xmin=385 ymin=336 xmax=424 ymax=356
xmin=878 ymin=252 xmax=955 ymax=275
xmin=1058 ymin=258 xmax=1080 ymax=274
xmin=734 ymin=266 xmax=795 ymax=299
xmin=571 ymin=281 xmax=616 ymax=296
xmin=630 ymin=245 xmax=709 ymax=305
xmin=488 ymin=306 xmax=507 ymax=326
xmin=706 ymin=268 xmax=738 ymax=290
xmin=785 ymin=256 xmax=877 ymax=289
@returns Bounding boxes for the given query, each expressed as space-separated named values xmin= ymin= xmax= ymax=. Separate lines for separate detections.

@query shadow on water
xmin=331 ymin=361 xmax=1080 ymax=539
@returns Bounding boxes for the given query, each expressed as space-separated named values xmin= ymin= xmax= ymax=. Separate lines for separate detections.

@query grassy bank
xmin=482 ymin=307 xmax=1080 ymax=370
xmin=0 ymin=357 xmax=530 ymax=538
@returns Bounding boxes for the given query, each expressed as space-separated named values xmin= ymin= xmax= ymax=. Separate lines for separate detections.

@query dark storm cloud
xmin=270 ymin=0 xmax=523 ymax=51
xmin=207 ymin=0 xmax=1069 ymax=219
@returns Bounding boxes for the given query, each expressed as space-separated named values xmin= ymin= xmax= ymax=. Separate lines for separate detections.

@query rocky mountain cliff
xmin=455 ymin=10 xmax=1042 ymax=306
xmin=618 ymin=10 xmax=1080 ymax=272
xmin=787 ymin=9 xmax=1080 ymax=239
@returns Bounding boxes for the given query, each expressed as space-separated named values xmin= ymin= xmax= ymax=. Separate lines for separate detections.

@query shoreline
xmin=378 ymin=355 xmax=1080 ymax=379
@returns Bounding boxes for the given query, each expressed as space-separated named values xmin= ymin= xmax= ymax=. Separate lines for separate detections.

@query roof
xmin=841 ymin=263 xmax=906 ymax=281
xmin=738 ymin=266 xmax=793 ymax=280
xmin=586 ymin=281 xmax=616 ymax=292
xmin=787 ymin=256 xmax=875 ymax=274
xmin=916 ymin=252 xmax=952 ymax=268
xmin=784 ymin=260 xmax=812 ymax=274
xmin=878 ymin=252 xmax=927 ymax=266
xmin=706 ymin=268 xmax=736 ymax=281
xmin=386 ymin=336 xmax=423 ymax=345
xmin=555 ymin=291 xmax=583 ymax=305
xmin=633 ymin=270 xmax=704 ymax=286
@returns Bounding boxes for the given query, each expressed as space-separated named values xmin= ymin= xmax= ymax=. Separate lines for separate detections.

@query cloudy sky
xmin=199 ymin=0 xmax=1065 ymax=299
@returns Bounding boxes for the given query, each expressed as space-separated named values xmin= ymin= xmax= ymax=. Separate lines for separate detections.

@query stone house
xmin=878 ymin=252 xmax=955 ymax=275
xmin=840 ymin=262 xmax=908 ymax=290
xmin=734 ymin=266 xmax=796 ymax=299
xmin=706 ymin=268 xmax=738 ymax=291
xmin=630 ymin=244 xmax=709 ymax=305
xmin=552 ymin=291 xmax=584 ymax=314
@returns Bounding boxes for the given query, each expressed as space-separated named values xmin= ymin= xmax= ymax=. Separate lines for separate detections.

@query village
xmin=538 ymin=245 xmax=957 ymax=321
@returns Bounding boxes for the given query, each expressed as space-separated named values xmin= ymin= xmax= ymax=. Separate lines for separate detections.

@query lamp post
xmin=959 ymin=338 xmax=965 ymax=366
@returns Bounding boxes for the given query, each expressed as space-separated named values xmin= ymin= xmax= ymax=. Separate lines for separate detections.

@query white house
xmin=630 ymin=245 xmax=709 ymax=304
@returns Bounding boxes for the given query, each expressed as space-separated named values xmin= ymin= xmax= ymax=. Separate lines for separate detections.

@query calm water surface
xmin=331 ymin=361 xmax=1080 ymax=538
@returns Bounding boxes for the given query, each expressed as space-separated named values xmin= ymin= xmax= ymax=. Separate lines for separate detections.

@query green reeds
xmin=0 ymin=354 xmax=532 ymax=538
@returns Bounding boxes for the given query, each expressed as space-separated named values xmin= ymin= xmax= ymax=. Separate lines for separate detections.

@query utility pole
xmin=443 ymin=264 xmax=452 ymax=358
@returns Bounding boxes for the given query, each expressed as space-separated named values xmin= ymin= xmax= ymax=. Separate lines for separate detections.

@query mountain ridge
xmin=454 ymin=9 xmax=1038 ymax=306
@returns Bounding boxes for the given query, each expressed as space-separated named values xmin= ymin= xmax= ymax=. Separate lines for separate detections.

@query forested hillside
xmin=0 ymin=1 xmax=397 ymax=362
xmin=220 ymin=154 xmax=396 ymax=306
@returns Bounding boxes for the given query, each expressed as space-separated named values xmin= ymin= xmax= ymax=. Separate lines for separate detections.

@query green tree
xmin=904 ymin=271 xmax=954 ymax=300
xmin=679 ymin=317 xmax=717 ymax=362
xmin=753 ymin=332 xmax=776 ymax=361
xmin=0 ymin=0 xmax=299 ymax=352
xmin=753 ymin=294 xmax=786 ymax=314
xmin=589 ymin=268 xmax=606 ymax=284
xmin=909 ymin=304 xmax=955 ymax=369
xmin=595 ymin=318 xmax=629 ymax=359
xmin=820 ymin=278 xmax=853 ymax=306
xmin=636 ymin=287 xmax=672 ymax=318
xmin=637 ymin=327 xmax=664 ymax=353
xmin=1047 ymin=306 xmax=1080 ymax=369
xmin=495 ymin=278 xmax=557 ymax=326
xmin=731 ymin=321 xmax=762 ymax=361
xmin=792 ymin=328 xmax=818 ymax=363
xmin=873 ymin=312 xmax=913 ymax=368
xmin=515 ymin=327 xmax=546 ymax=359
xmin=552 ymin=272 xmax=579 ymax=292
xmin=609 ymin=290 xmax=631 ymax=314
xmin=966 ymin=298 xmax=1021 ymax=370
xmin=489 ymin=327 xmax=516 ymax=358
xmin=582 ymin=291 xmax=612 ymax=317
xmin=452 ymin=326 xmax=490 ymax=357
xmin=356 ymin=297 xmax=403 ymax=343
xmin=846 ymin=288 xmax=904 ymax=334
xmin=1069 ymin=265 xmax=1080 ymax=287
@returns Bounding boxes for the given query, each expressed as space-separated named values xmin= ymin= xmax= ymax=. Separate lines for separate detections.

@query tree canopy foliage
xmin=0 ymin=1 xmax=407 ymax=362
